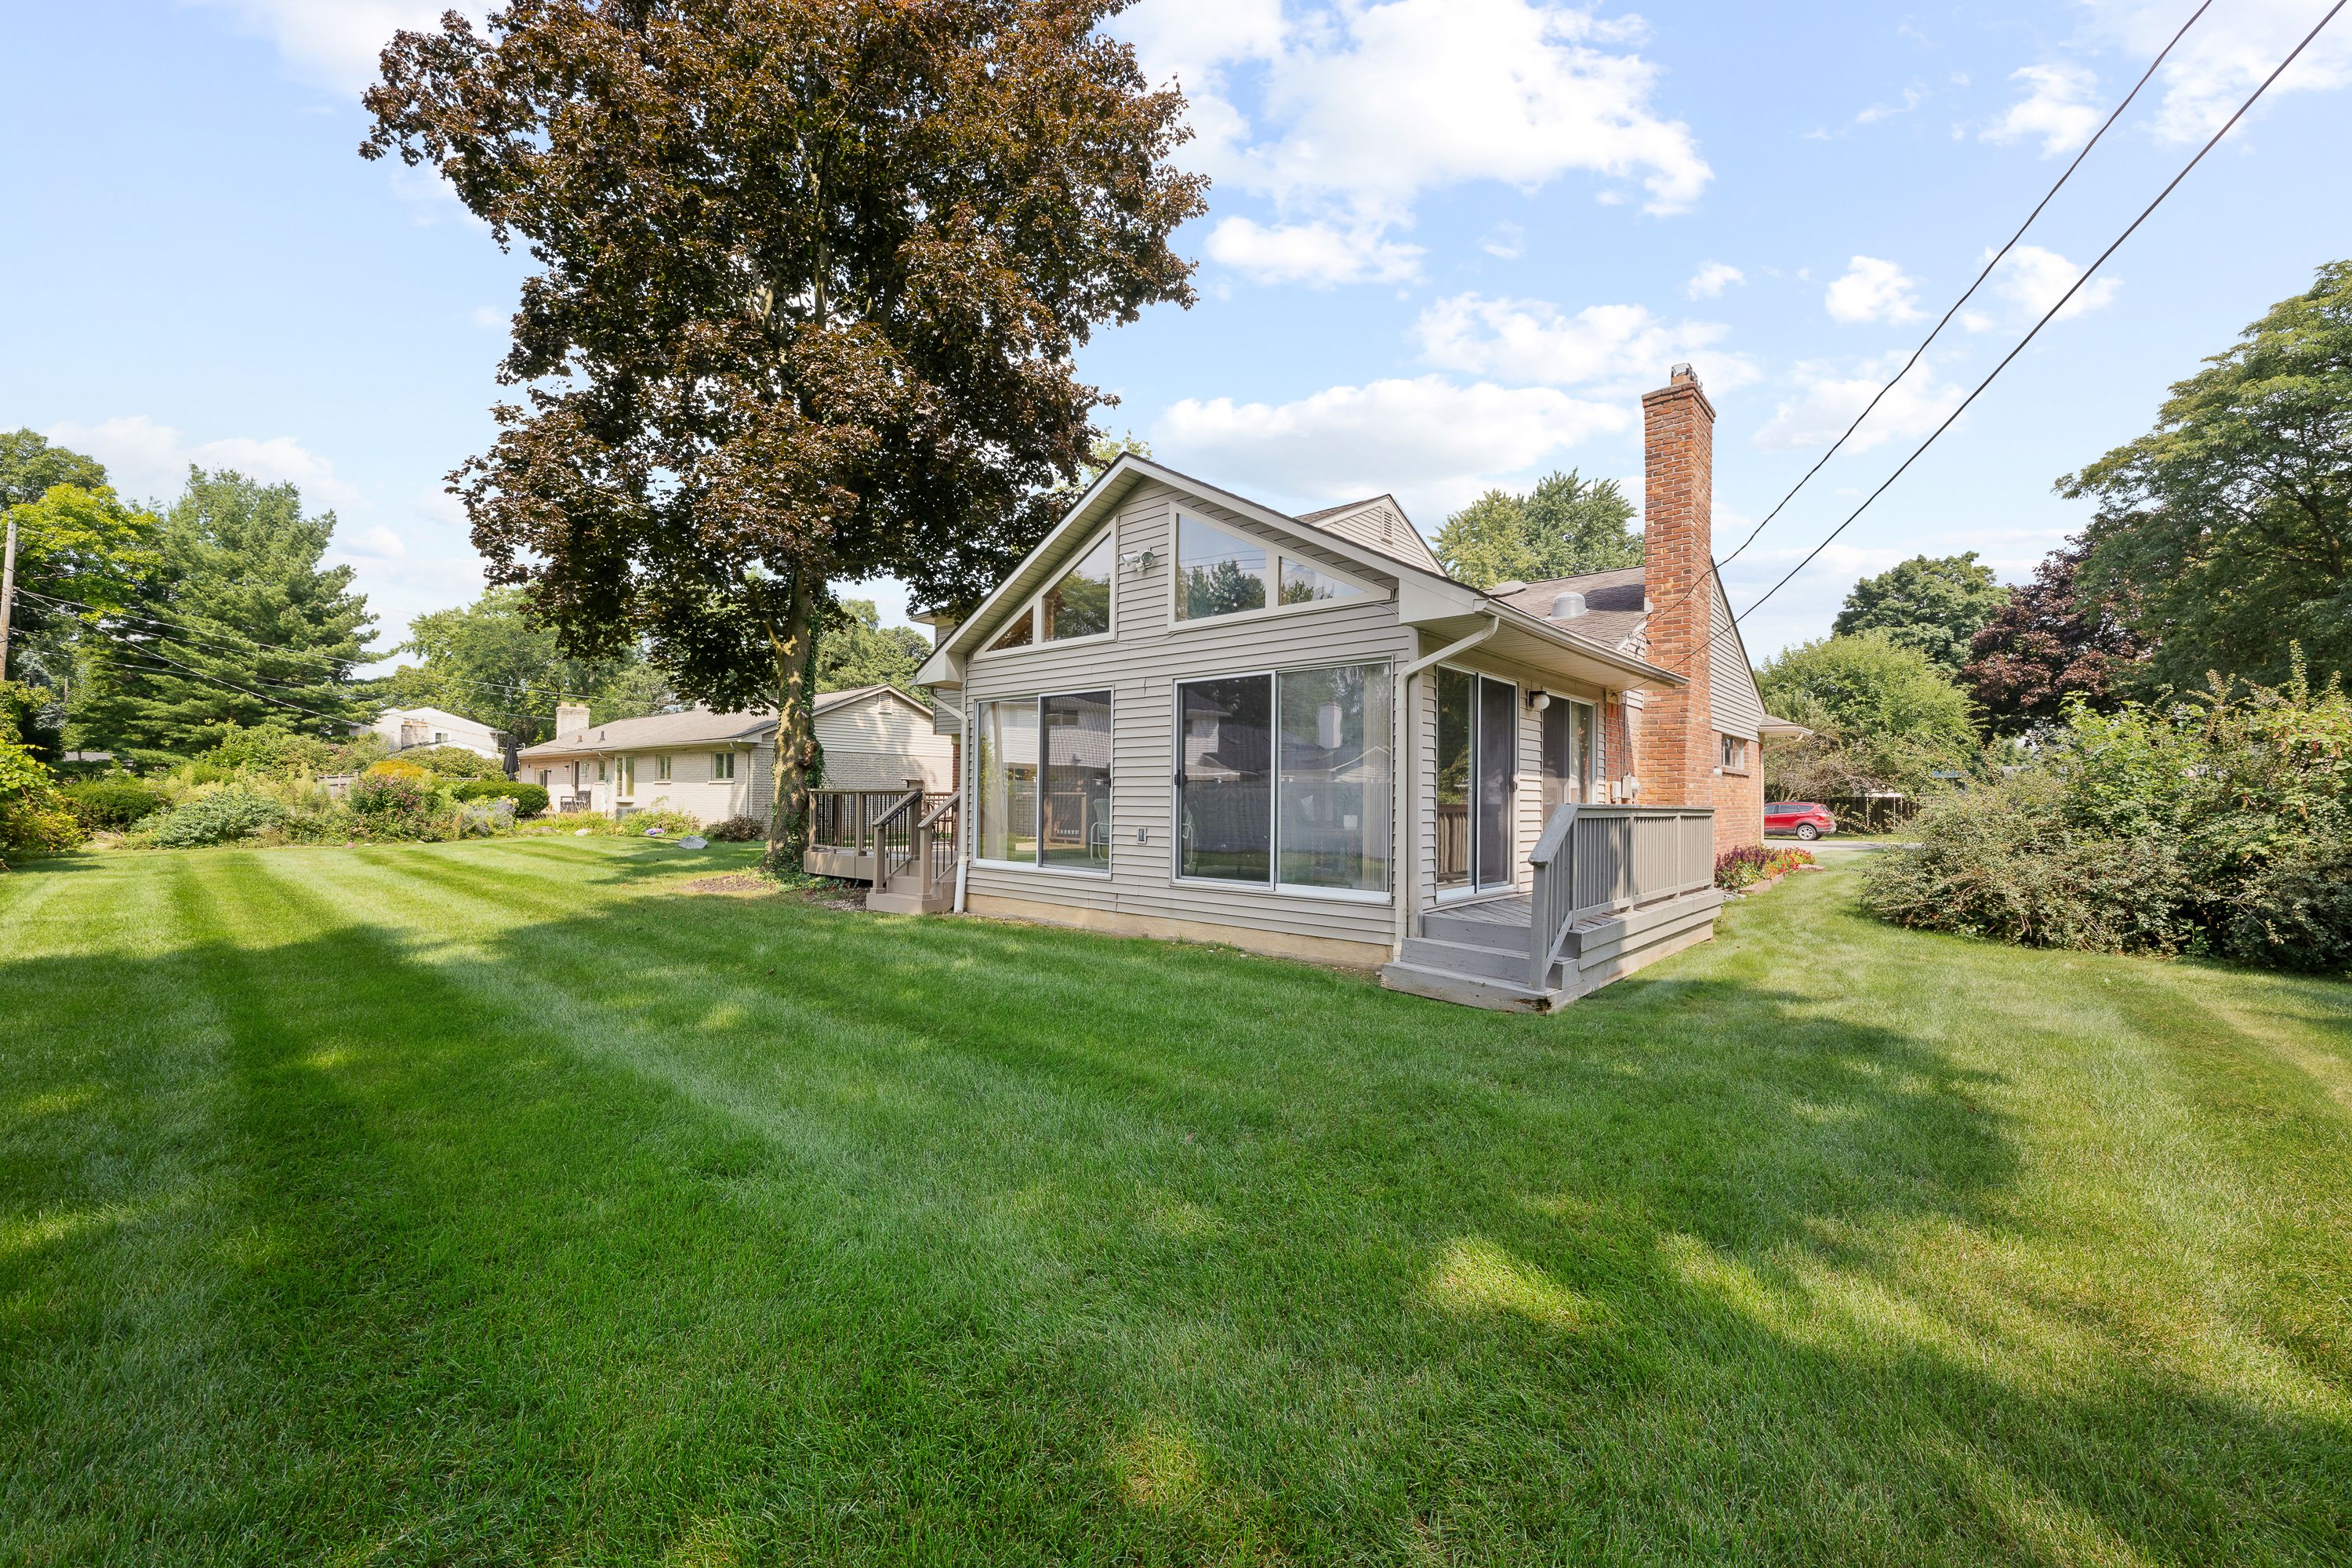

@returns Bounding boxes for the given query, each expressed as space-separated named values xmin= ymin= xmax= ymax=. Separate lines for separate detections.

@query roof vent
xmin=1549 ymin=591 xmax=1588 ymax=620
xmin=1490 ymin=578 xmax=1529 ymax=595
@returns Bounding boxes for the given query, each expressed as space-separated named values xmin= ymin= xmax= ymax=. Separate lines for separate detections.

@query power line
xmin=1642 ymin=0 xmax=2216 ymax=641
xmin=1698 ymin=0 xmax=2346 ymax=661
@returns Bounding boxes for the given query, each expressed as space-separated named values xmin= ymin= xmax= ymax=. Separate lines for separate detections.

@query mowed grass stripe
xmin=4 ymin=843 xmax=2350 ymax=1563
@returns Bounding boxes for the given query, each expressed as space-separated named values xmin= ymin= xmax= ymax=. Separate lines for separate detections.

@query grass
xmin=3 ymin=839 xmax=2349 ymax=1566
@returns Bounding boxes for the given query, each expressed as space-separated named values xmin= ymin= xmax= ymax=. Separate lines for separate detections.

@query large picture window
xmin=981 ymin=532 xmax=1112 ymax=653
xmin=1177 ymin=663 xmax=1390 ymax=895
xmin=1176 ymin=513 xmax=1367 ymax=623
xmin=976 ymin=691 xmax=1110 ymax=871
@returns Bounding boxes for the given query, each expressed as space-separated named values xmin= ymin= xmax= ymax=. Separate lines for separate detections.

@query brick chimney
xmin=1635 ymin=363 xmax=1715 ymax=810
xmin=555 ymin=700 xmax=591 ymax=738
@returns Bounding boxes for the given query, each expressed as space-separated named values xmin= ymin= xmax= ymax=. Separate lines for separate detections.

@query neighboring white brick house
xmin=371 ymin=706 xmax=506 ymax=763
xmin=513 ymin=685 xmax=950 ymax=823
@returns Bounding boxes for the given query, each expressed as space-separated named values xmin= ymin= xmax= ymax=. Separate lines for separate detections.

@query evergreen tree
xmin=1435 ymin=470 xmax=1642 ymax=588
xmin=74 ymin=470 xmax=378 ymax=757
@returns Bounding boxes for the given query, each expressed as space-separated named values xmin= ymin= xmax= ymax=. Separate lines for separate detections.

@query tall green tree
xmin=389 ymin=586 xmax=670 ymax=744
xmin=2064 ymin=259 xmax=2352 ymax=691
xmin=815 ymin=598 xmax=927 ymax=692
xmin=1756 ymin=632 xmax=1981 ymax=797
xmin=74 ymin=470 xmax=377 ymax=757
xmin=364 ymin=0 xmax=1206 ymax=866
xmin=0 ymin=433 xmax=151 ymax=698
xmin=1434 ymin=470 xmax=1642 ymax=588
xmin=1831 ymin=552 xmax=2012 ymax=673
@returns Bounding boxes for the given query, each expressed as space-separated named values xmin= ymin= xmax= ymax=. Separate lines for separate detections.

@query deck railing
xmin=872 ymin=789 xmax=924 ymax=886
xmin=916 ymin=793 xmax=960 ymax=895
xmin=1524 ymin=804 xmax=1715 ymax=988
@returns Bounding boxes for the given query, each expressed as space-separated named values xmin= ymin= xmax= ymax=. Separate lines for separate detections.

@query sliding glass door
xmin=976 ymin=691 xmax=1110 ymax=869
xmin=1539 ymin=696 xmax=1598 ymax=812
xmin=1177 ymin=663 xmax=1390 ymax=895
xmin=1434 ymin=667 xmax=1517 ymax=894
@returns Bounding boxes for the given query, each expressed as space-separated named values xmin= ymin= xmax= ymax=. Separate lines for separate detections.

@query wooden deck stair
xmin=1381 ymin=804 xmax=1724 ymax=1011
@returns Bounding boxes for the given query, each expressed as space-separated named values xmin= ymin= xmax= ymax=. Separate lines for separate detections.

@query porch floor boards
xmin=1432 ymin=894 xmax=1534 ymax=931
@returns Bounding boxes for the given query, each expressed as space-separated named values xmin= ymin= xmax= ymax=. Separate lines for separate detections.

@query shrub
xmin=626 ymin=804 xmax=703 ymax=837
xmin=402 ymin=746 xmax=508 ymax=780
xmin=704 ymin=815 xmax=767 ymax=842
xmin=198 ymin=723 xmax=333 ymax=777
xmin=62 ymin=778 xmax=166 ymax=830
xmin=2223 ymin=832 xmax=2352 ymax=973
xmin=136 ymin=788 xmax=287 ymax=849
xmin=365 ymin=758 xmax=432 ymax=782
xmin=347 ymin=769 xmax=445 ymax=840
xmin=0 ymin=733 xmax=85 ymax=866
xmin=454 ymin=779 xmax=550 ymax=818
xmin=0 ymin=680 xmax=63 ymax=763
xmin=1715 ymin=844 xmax=1772 ymax=891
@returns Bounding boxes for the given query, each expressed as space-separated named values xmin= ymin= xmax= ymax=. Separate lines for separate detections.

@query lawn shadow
xmin=4 ymin=854 xmax=2348 ymax=1564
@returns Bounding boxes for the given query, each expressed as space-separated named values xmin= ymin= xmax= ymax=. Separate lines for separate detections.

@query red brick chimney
xmin=1635 ymin=363 xmax=1715 ymax=811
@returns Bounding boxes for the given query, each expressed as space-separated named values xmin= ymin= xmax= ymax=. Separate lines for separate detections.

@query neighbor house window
xmin=975 ymin=691 xmax=1109 ymax=869
xmin=713 ymin=752 xmax=735 ymax=781
xmin=537 ymin=770 xmax=550 ymax=788
xmin=982 ymin=532 xmax=1113 ymax=652
xmin=597 ymin=760 xmax=608 ymax=782
xmin=1177 ymin=663 xmax=1390 ymax=894
xmin=1720 ymin=734 xmax=1748 ymax=773
xmin=655 ymin=754 xmax=673 ymax=782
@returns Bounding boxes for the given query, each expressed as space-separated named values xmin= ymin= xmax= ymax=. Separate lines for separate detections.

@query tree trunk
xmin=763 ymin=572 xmax=822 ymax=872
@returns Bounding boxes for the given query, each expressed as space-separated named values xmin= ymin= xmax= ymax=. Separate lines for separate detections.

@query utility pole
xmin=0 ymin=511 xmax=17 ymax=681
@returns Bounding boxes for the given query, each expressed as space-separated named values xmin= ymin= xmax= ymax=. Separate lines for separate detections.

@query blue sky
xmin=6 ymin=0 xmax=2348 ymax=669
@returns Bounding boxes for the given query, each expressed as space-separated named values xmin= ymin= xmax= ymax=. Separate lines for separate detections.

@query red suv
xmin=1765 ymin=801 xmax=1836 ymax=840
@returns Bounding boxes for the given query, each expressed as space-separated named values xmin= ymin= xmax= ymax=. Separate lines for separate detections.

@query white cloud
xmin=1155 ymin=376 xmax=1628 ymax=514
xmin=1752 ymin=355 xmax=1967 ymax=453
xmin=1123 ymin=0 xmax=1710 ymax=286
xmin=177 ymin=1 xmax=471 ymax=95
xmin=1203 ymin=216 xmax=1424 ymax=285
xmin=1962 ymin=244 xmax=2122 ymax=331
xmin=470 ymin=305 xmax=505 ymax=329
xmin=1412 ymin=293 xmax=1759 ymax=397
xmin=347 ymin=525 xmax=408 ymax=560
xmin=1483 ymin=221 xmax=1526 ymax=260
xmin=1686 ymin=260 xmax=1744 ymax=299
xmin=1856 ymin=85 xmax=1928 ymax=125
xmin=2080 ymin=0 xmax=2352 ymax=143
xmin=1824 ymin=256 xmax=1924 ymax=325
xmin=43 ymin=416 xmax=361 ymax=510
xmin=1982 ymin=63 xmax=2101 ymax=156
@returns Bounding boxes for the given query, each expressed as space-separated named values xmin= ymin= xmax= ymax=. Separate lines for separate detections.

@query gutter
xmin=1391 ymin=612 xmax=1501 ymax=960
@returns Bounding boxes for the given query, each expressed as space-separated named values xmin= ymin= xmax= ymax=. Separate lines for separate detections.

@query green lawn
xmin=3 ymin=840 xmax=2348 ymax=1566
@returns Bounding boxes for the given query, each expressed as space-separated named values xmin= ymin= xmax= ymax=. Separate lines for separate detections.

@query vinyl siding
xmin=962 ymin=480 xmax=1415 ymax=949
xmin=1706 ymin=587 xmax=1766 ymax=741
xmin=814 ymin=692 xmax=956 ymax=789
xmin=1308 ymin=498 xmax=1444 ymax=574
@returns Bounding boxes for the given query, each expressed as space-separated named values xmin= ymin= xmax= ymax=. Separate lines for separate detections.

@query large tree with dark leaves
xmin=2063 ymin=260 xmax=2352 ymax=692
xmin=1962 ymin=540 xmax=2149 ymax=735
xmin=362 ymin=0 xmax=1205 ymax=863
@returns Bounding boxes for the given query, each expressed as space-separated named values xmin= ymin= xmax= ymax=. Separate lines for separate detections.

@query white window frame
xmin=1719 ymin=732 xmax=1750 ymax=775
xmin=1168 ymin=661 xmax=1394 ymax=905
xmin=655 ymin=753 xmax=673 ymax=783
xmin=971 ymin=529 xmax=1118 ymax=661
xmin=967 ymin=686 xmax=1115 ymax=877
xmin=713 ymin=750 xmax=735 ymax=781
xmin=1167 ymin=510 xmax=1379 ymax=633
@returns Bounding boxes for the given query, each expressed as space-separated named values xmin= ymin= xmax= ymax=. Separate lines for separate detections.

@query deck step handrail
xmin=1526 ymin=802 xmax=1715 ymax=987
xmin=871 ymin=788 xmax=927 ymax=886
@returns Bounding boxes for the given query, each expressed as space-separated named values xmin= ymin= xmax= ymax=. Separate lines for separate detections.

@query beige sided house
xmin=515 ymin=685 xmax=951 ymax=824
xmin=904 ymin=365 xmax=1793 ymax=1010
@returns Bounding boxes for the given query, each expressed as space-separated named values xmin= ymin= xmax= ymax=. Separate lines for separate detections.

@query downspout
xmin=1390 ymin=612 xmax=1502 ymax=959
xmin=953 ymin=696 xmax=971 ymax=913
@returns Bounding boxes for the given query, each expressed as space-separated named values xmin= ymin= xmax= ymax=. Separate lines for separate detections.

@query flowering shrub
xmin=627 ymin=802 xmax=702 ymax=836
xmin=1715 ymin=844 xmax=1815 ymax=891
